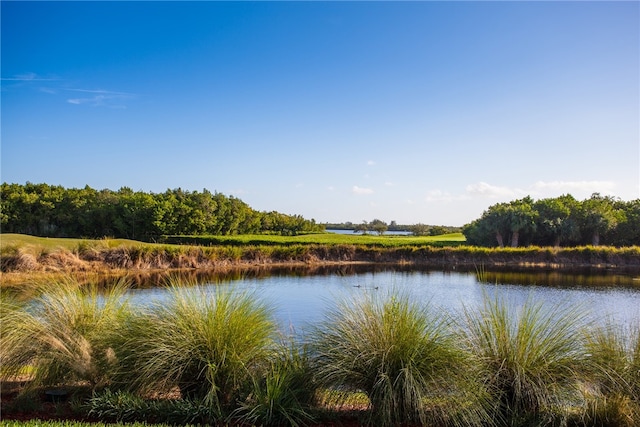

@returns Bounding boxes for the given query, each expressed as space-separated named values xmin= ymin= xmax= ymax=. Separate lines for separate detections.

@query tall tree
xmin=579 ymin=193 xmax=620 ymax=246
xmin=505 ymin=197 xmax=538 ymax=247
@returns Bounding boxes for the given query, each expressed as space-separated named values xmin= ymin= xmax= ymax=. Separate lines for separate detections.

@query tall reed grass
xmin=581 ymin=322 xmax=640 ymax=426
xmin=233 ymin=341 xmax=317 ymax=427
xmin=312 ymin=291 xmax=490 ymax=427
xmin=0 ymin=278 xmax=132 ymax=390
xmin=461 ymin=293 xmax=590 ymax=424
xmin=119 ymin=281 xmax=278 ymax=417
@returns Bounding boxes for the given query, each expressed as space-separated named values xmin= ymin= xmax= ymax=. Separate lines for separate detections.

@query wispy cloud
xmin=367 ymin=160 xmax=376 ymax=166
xmin=465 ymin=182 xmax=520 ymax=198
xmin=352 ymin=185 xmax=374 ymax=195
xmin=426 ymin=180 xmax=618 ymax=203
xmin=530 ymin=180 xmax=615 ymax=194
xmin=66 ymin=88 xmax=136 ymax=108
xmin=1 ymin=72 xmax=59 ymax=81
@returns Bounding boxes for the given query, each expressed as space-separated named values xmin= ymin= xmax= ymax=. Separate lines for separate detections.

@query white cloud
xmin=465 ymin=181 xmax=521 ymax=198
xmin=1 ymin=72 xmax=58 ymax=81
xmin=367 ymin=160 xmax=376 ymax=166
xmin=352 ymin=185 xmax=374 ymax=195
xmin=66 ymin=89 xmax=136 ymax=108
xmin=327 ymin=186 xmax=335 ymax=191
xmin=530 ymin=180 xmax=615 ymax=195
xmin=425 ymin=189 xmax=462 ymax=202
xmin=426 ymin=180 xmax=619 ymax=205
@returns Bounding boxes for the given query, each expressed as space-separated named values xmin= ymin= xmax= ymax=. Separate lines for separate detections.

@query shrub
xmin=312 ymin=290 xmax=488 ymax=427
xmin=120 ymin=280 xmax=278 ymax=416
xmin=232 ymin=341 xmax=317 ymax=426
xmin=581 ymin=322 xmax=640 ymax=426
xmin=462 ymin=293 xmax=589 ymax=423
xmin=0 ymin=277 xmax=132 ymax=391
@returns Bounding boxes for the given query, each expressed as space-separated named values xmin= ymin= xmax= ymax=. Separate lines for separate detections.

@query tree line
xmin=462 ymin=193 xmax=640 ymax=247
xmin=0 ymin=182 xmax=324 ymax=240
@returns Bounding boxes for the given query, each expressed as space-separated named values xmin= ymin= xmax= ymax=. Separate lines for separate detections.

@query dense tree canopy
xmin=0 ymin=183 xmax=323 ymax=239
xmin=462 ymin=194 xmax=639 ymax=247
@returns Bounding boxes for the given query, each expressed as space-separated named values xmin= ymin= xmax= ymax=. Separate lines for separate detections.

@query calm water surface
xmin=127 ymin=268 xmax=640 ymax=335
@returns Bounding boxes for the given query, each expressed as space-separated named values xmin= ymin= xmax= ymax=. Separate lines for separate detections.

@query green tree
xmin=505 ymin=197 xmax=538 ymax=247
xmin=370 ymin=219 xmax=388 ymax=235
xmin=533 ymin=195 xmax=580 ymax=247
xmin=579 ymin=193 xmax=620 ymax=246
xmin=410 ymin=223 xmax=430 ymax=236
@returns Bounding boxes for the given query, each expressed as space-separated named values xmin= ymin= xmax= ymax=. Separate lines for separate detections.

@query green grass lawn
xmin=0 ymin=232 xmax=466 ymax=252
xmin=0 ymin=233 xmax=145 ymax=251
xmin=163 ymin=232 xmax=466 ymax=247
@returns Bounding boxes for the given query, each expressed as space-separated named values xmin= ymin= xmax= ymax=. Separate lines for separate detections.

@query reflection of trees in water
xmin=86 ymin=264 xmax=640 ymax=291
xmin=478 ymin=269 xmax=640 ymax=289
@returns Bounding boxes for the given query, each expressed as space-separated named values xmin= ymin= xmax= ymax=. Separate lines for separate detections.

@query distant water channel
xmin=126 ymin=266 xmax=640 ymax=335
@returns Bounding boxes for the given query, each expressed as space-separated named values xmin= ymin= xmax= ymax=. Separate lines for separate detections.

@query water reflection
xmin=101 ymin=264 xmax=640 ymax=290
xmin=123 ymin=265 xmax=640 ymax=336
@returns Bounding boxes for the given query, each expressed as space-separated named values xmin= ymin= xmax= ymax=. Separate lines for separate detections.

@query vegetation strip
xmin=2 ymin=234 xmax=639 ymax=281
xmin=1 ymin=278 xmax=639 ymax=426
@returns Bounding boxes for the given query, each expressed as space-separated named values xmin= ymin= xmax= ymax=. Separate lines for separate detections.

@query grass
xmin=0 ymin=277 xmax=133 ymax=391
xmin=581 ymin=322 xmax=640 ymax=426
xmin=118 ymin=280 xmax=278 ymax=417
xmin=461 ymin=293 xmax=590 ymax=424
xmin=161 ymin=232 xmax=466 ymax=247
xmin=311 ymin=290 xmax=490 ymax=427
xmin=2 ymin=276 xmax=640 ymax=426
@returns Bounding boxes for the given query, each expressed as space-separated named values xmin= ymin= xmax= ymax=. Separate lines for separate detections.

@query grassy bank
xmin=2 ymin=278 xmax=639 ymax=426
xmin=1 ymin=234 xmax=639 ymax=285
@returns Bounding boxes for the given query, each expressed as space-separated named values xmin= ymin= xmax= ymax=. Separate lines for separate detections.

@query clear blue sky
xmin=2 ymin=1 xmax=638 ymax=226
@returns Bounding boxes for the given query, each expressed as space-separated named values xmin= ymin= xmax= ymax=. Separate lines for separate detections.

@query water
xmin=325 ymin=229 xmax=412 ymax=235
xmin=126 ymin=268 xmax=640 ymax=335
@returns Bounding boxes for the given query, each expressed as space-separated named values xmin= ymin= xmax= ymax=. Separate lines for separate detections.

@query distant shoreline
xmin=3 ymin=243 xmax=639 ymax=279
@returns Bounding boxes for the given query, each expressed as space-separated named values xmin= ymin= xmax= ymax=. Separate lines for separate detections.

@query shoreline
xmin=2 ymin=244 xmax=640 ymax=287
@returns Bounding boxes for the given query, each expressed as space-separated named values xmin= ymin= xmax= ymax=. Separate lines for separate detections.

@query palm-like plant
xmin=122 ymin=281 xmax=277 ymax=416
xmin=462 ymin=293 xmax=589 ymax=423
xmin=312 ymin=291 xmax=486 ymax=427
xmin=0 ymin=278 xmax=132 ymax=390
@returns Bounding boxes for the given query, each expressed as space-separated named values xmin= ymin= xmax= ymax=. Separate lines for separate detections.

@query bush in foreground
xmin=119 ymin=281 xmax=278 ymax=417
xmin=461 ymin=293 xmax=590 ymax=425
xmin=0 ymin=278 xmax=132 ymax=391
xmin=312 ymin=290 xmax=491 ymax=427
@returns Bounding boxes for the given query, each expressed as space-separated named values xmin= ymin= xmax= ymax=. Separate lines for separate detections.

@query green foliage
xmin=312 ymin=291 xmax=489 ymax=427
xmin=581 ymin=322 xmax=640 ymax=426
xmin=0 ymin=182 xmax=323 ymax=239
xmin=87 ymin=389 xmax=215 ymax=425
xmin=463 ymin=193 xmax=639 ymax=247
xmin=462 ymin=293 xmax=590 ymax=423
xmin=119 ymin=281 xmax=277 ymax=416
xmin=0 ymin=278 xmax=133 ymax=390
xmin=233 ymin=342 xmax=317 ymax=427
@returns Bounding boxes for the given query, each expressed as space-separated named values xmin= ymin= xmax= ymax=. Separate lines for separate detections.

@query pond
xmin=126 ymin=266 xmax=640 ymax=335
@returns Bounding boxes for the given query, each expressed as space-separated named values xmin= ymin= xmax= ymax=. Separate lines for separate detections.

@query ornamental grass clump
xmin=233 ymin=341 xmax=317 ymax=427
xmin=581 ymin=322 xmax=640 ymax=426
xmin=0 ymin=277 xmax=132 ymax=391
xmin=122 ymin=280 xmax=278 ymax=417
xmin=312 ymin=290 xmax=487 ymax=427
xmin=462 ymin=293 xmax=589 ymax=424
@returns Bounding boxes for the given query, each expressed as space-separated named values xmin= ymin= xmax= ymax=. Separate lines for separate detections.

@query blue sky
xmin=2 ymin=1 xmax=638 ymax=226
